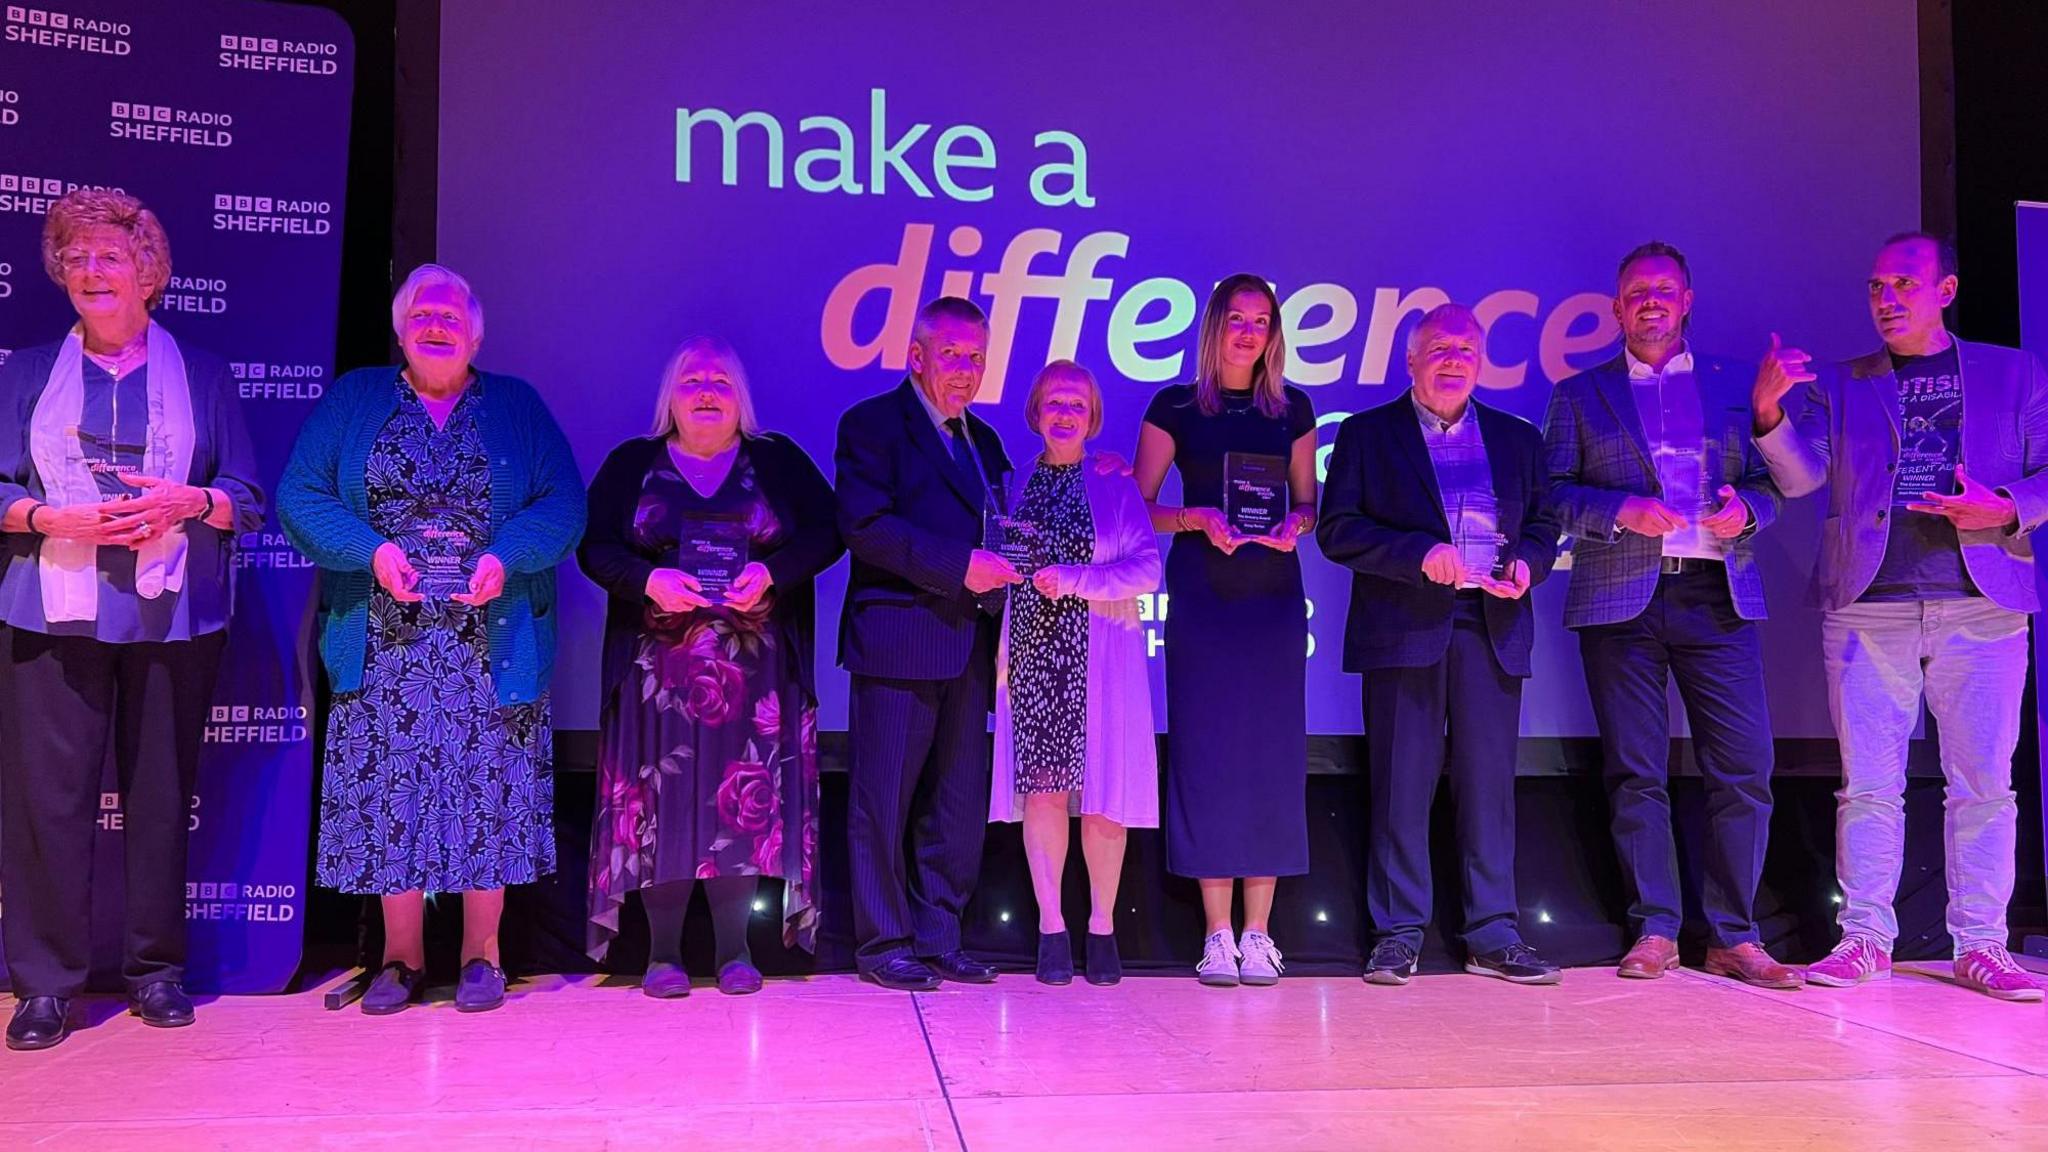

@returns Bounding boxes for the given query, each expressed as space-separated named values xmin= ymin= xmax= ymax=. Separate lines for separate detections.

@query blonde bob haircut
xmin=649 ymin=335 xmax=761 ymax=439
xmin=42 ymin=188 xmax=173 ymax=309
xmin=1023 ymin=359 xmax=1104 ymax=439
xmin=390 ymin=263 xmax=485 ymax=345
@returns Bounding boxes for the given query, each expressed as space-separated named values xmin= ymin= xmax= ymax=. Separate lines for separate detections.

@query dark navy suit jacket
xmin=1316 ymin=395 xmax=1559 ymax=677
xmin=834 ymin=378 xmax=1012 ymax=680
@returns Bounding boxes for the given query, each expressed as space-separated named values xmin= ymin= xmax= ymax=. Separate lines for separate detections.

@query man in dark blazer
xmin=1543 ymin=242 xmax=1796 ymax=989
xmin=834 ymin=296 xmax=1020 ymax=990
xmin=1317 ymin=303 xmax=1562 ymax=986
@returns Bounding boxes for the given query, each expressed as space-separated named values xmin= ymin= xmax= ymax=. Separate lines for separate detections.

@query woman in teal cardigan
xmin=279 ymin=264 xmax=585 ymax=1015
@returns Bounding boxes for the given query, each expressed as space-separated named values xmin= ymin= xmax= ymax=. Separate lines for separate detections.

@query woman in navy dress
xmin=1134 ymin=274 xmax=1317 ymax=988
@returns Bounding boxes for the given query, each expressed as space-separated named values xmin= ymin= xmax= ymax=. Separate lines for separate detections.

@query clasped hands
xmin=37 ymin=474 xmax=210 ymax=548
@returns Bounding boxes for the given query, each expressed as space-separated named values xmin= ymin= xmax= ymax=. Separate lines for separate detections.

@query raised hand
xmin=1752 ymin=331 xmax=1816 ymax=433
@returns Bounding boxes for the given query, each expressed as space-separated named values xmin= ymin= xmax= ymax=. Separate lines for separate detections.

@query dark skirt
xmin=1162 ymin=535 xmax=1309 ymax=878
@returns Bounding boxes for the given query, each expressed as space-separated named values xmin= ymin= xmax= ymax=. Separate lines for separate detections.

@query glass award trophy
xmin=1897 ymin=414 xmax=1959 ymax=506
xmin=1459 ymin=531 xmax=1510 ymax=584
xmin=674 ymin=513 xmax=751 ymax=597
xmin=1223 ymin=452 xmax=1288 ymax=537
xmin=983 ymin=473 xmax=1039 ymax=575
xmin=405 ymin=495 xmax=476 ymax=600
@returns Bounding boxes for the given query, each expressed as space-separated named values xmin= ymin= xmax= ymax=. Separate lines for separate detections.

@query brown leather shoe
xmin=1618 ymin=935 xmax=1680 ymax=979
xmin=1704 ymin=942 xmax=1800 ymax=990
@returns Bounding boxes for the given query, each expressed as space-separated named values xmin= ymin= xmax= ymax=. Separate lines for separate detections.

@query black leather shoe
xmin=1085 ymin=931 xmax=1122 ymax=986
xmin=128 ymin=981 xmax=195 ymax=1028
xmin=1036 ymin=931 xmax=1074 ymax=985
xmin=6 ymin=996 xmax=70 ymax=1051
xmin=862 ymin=956 xmax=941 ymax=991
xmin=928 ymin=949 xmax=998 ymax=984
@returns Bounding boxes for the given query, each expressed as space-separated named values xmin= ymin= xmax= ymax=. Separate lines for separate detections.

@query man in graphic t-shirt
xmin=1754 ymin=232 xmax=2048 ymax=1001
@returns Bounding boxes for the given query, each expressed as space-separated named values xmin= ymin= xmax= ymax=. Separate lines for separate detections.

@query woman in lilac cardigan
xmin=990 ymin=361 xmax=1162 ymax=987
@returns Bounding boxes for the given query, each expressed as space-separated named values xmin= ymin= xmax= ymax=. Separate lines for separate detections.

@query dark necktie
xmin=944 ymin=417 xmax=985 ymax=497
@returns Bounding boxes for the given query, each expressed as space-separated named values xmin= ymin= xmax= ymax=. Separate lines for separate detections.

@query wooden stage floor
xmin=3 ymin=962 xmax=2045 ymax=1150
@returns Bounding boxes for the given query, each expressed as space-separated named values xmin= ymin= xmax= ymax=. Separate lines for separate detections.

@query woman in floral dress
xmin=578 ymin=336 xmax=840 ymax=997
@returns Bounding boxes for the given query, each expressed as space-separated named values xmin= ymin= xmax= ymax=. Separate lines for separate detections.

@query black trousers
xmin=845 ymin=626 xmax=994 ymax=972
xmin=1362 ymin=595 xmax=1524 ymax=955
xmin=0 ymin=626 xmax=226 ymax=998
xmin=1577 ymin=569 xmax=1773 ymax=948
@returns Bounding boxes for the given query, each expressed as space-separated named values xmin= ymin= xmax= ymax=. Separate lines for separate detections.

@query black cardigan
xmin=577 ymin=433 xmax=843 ymax=711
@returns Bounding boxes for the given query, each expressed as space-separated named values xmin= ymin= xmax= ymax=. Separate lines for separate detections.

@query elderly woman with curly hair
xmin=0 ymin=189 xmax=264 ymax=1051
xmin=578 ymin=336 xmax=840 ymax=998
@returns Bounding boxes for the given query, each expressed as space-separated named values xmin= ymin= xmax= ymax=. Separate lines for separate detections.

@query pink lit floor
xmin=4 ymin=962 xmax=2045 ymax=1150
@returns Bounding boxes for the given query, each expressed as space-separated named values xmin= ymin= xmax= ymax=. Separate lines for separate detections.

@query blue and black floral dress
xmin=316 ymin=380 xmax=556 ymax=895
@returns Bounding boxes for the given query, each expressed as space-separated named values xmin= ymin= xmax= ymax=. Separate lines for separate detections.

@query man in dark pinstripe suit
xmin=834 ymin=297 xmax=1019 ymax=990
xmin=1543 ymin=242 xmax=1797 ymax=990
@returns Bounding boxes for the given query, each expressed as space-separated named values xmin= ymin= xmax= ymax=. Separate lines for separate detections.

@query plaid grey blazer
xmin=1542 ymin=353 xmax=1784 ymax=628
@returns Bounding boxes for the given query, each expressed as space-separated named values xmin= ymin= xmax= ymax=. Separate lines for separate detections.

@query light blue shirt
xmin=1625 ymin=344 xmax=1722 ymax=559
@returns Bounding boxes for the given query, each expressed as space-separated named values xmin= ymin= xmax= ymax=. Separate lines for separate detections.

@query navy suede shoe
xmin=455 ymin=959 xmax=507 ymax=1013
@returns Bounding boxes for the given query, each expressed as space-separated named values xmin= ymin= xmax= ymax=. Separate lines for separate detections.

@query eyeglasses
xmin=57 ymin=247 xmax=132 ymax=273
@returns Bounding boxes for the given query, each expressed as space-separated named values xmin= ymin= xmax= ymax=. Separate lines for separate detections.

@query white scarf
xmin=28 ymin=321 xmax=195 ymax=622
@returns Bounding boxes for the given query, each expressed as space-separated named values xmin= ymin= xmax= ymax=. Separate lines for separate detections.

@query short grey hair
xmin=1405 ymin=302 xmax=1482 ymax=358
xmin=390 ymin=263 xmax=485 ymax=344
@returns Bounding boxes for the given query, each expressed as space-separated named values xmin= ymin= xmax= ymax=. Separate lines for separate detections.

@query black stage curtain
xmin=305 ymin=747 xmax=2047 ymax=984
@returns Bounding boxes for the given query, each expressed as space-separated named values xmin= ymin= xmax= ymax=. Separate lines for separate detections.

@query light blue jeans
xmin=1822 ymin=598 xmax=2029 ymax=955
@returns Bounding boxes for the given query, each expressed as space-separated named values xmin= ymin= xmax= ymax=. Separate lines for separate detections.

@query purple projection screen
xmin=437 ymin=0 xmax=1919 ymax=737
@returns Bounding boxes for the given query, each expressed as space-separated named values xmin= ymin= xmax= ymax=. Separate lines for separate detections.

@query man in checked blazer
xmin=835 ymin=296 xmax=1021 ymax=992
xmin=1543 ymin=241 xmax=1796 ymax=989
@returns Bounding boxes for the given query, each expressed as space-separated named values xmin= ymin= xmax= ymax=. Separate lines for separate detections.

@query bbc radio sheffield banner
xmin=440 ymin=0 xmax=1919 ymax=738
xmin=0 ymin=0 xmax=351 ymax=992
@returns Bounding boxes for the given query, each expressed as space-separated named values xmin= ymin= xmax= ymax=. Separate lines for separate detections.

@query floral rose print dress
xmin=586 ymin=448 xmax=819 ymax=959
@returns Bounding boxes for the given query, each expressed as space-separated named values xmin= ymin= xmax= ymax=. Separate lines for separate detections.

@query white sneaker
xmin=1196 ymin=929 xmax=1240 ymax=987
xmin=1238 ymin=930 xmax=1284 ymax=986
